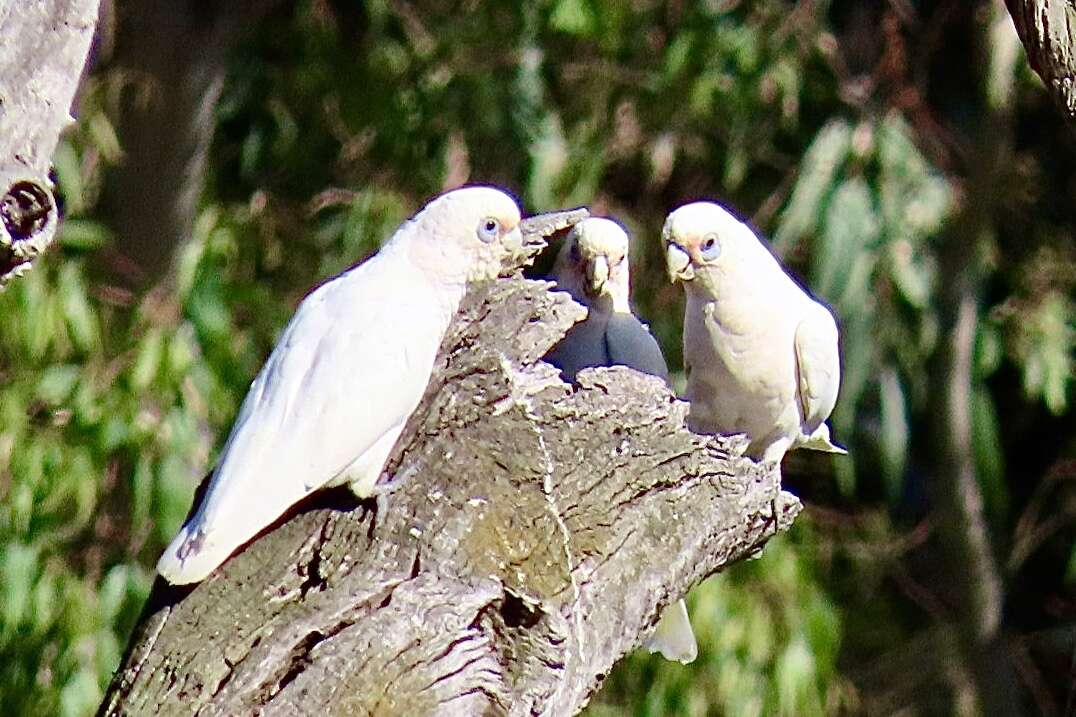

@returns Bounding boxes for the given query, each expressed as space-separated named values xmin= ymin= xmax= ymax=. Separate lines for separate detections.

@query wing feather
xmin=793 ymin=303 xmax=841 ymax=435
xmin=544 ymin=310 xmax=610 ymax=382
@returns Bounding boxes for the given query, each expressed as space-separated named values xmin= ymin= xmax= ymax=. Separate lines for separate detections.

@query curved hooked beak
xmin=585 ymin=255 xmax=609 ymax=297
xmin=510 ymin=207 xmax=590 ymax=270
xmin=665 ymin=243 xmax=694 ymax=282
xmin=500 ymin=224 xmax=526 ymax=262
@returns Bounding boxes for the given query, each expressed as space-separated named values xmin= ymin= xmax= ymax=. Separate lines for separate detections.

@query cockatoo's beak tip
xmin=665 ymin=243 xmax=694 ymax=282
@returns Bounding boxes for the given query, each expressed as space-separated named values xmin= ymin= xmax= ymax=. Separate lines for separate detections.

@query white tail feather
xmin=644 ymin=598 xmax=698 ymax=664
xmin=798 ymin=423 xmax=847 ymax=454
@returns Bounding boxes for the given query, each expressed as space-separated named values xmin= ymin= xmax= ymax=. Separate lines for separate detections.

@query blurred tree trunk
xmin=1005 ymin=0 xmax=1076 ymax=125
xmin=101 ymin=0 xmax=283 ymax=285
xmin=0 ymin=0 xmax=100 ymax=286
xmin=98 ymin=276 xmax=800 ymax=717
xmin=925 ymin=3 xmax=1024 ymax=715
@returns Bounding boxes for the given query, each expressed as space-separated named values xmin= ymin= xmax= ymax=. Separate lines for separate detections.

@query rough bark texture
xmin=0 ymin=0 xmax=99 ymax=286
xmin=1006 ymin=0 xmax=1076 ymax=124
xmin=99 ymin=275 xmax=800 ymax=717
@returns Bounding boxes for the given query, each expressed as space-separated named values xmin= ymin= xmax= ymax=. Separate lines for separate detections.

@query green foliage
xmin=996 ymin=249 xmax=1076 ymax=415
xmin=775 ymin=113 xmax=953 ymax=497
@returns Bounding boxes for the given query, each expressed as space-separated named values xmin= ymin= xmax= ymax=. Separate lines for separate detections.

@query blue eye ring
xmin=477 ymin=217 xmax=500 ymax=243
xmin=700 ymin=233 xmax=721 ymax=260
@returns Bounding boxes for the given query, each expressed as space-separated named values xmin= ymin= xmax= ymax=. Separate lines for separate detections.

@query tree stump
xmin=99 ymin=275 xmax=800 ymax=716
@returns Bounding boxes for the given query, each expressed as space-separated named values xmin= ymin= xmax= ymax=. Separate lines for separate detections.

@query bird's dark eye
xmin=477 ymin=217 xmax=500 ymax=243
xmin=569 ymin=242 xmax=581 ymax=261
xmin=700 ymin=233 xmax=721 ymax=260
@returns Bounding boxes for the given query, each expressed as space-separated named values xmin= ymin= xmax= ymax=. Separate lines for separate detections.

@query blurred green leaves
xmin=775 ymin=113 xmax=953 ymax=497
xmin=1009 ymin=291 xmax=1074 ymax=415
xmin=550 ymin=0 xmax=599 ymax=37
xmin=591 ymin=525 xmax=847 ymax=717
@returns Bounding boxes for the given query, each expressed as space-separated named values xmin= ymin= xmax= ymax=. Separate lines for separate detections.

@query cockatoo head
xmin=552 ymin=217 xmax=632 ymax=311
xmin=662 ymin=201 xmax=762 ymax=288
xmin=407 ymin=186 xmax=553 ymax=282
xmin=406 ymin=184 xmax=529 ymax=279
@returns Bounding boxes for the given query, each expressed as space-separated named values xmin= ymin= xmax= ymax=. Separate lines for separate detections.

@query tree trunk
xmin=100 ymin=0 xmax=283 ymax=285
xmin=0 ymin=0 xmax=100 ymax=286
xmin=924 ymin=3 xmax=1023 ymax=714
xmin=98 ymin=275 xmax=800 ymax=716
xmin=1005 ymin=0 xmax=1076 ymax=125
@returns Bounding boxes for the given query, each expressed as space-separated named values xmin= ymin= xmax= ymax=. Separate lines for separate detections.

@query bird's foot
xmin=362 ymin=462 xmax=421 ymax=501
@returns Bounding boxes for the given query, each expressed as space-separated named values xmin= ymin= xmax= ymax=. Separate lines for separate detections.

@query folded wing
xmin=793 ymin=303 xmax=841 ymax=436
xmin=605 ymin=313 xmax=669 ymax=382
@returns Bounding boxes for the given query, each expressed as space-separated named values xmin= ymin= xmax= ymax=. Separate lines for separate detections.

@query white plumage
xmin=158 ymin=186 xmax=534 ymax=585
xmin=663 ymin=201 xmax=845 ymax=463
xmin=546 ymin=217 xmax=698 ymax=665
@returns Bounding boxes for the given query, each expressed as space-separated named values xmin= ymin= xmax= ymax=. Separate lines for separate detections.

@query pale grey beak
xmin=666 ymin=243 xmax=694 ymax=282
xmin=585 ymin=255 xmax=609 ymax=296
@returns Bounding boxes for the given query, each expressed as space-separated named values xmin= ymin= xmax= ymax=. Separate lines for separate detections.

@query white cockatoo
xmin=158 ymin=186 xmax=562 ymax=585
xmin=663 ymin=201 xmax=846 ymax=463
xmin=545 ymin=217 xmax=698 ymax=665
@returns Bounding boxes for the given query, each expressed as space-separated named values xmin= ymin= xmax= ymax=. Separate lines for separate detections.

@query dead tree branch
xmin=1005 ymin=0 xmax=1076 ymax=125
xmin=99 ymin=275 xmax=799 ymax=716
xmin=0 ymin=0 xmax=100 ymax=286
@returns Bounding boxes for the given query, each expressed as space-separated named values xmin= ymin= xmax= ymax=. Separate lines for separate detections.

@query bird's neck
xmin=393 ymin=230 xmax=474 ymax=291
xmin=684 ymin=270 xmax=748 ymax=325
xmin=570 ymin=288 xmax=630 ymax=318
xmin=586 ymin=292 xmax=616 ymax=318
xmin=590 ymin=281 xmax=631 ymax=315
xmin=692 ymin=261 xmax=759 ymax=302
xmin=375 ymin=233 xmax=471 ymax=323
xmin=607 ymin=277 xmax=632 ymax=314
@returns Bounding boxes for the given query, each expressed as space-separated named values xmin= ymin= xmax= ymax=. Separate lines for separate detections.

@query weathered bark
xmin=101 ymin=0 xmax=283 ymax=285
xmin=1005 ymin=0 xmax=1076 ymax=125
xmin=0 ymin=0 xmax=100 ymax=286
xmin=99 ymin=275 xmax=799 ymax=716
